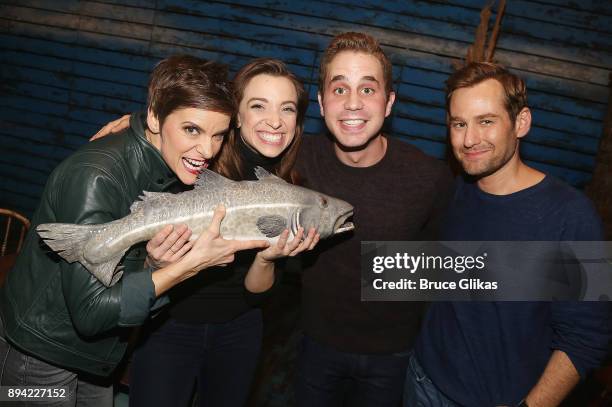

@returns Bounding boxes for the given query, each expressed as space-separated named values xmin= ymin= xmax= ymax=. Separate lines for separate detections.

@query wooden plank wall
xmin=1 ymin=0 xmax=610 ymax=216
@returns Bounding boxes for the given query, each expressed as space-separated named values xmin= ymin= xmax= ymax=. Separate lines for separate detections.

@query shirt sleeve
xmin=243 ymin=252 xmax=286 ymax=306
xmin=119 ymin=266 xmax=169 ymax=325
xmin=551 ymin=301 xmax=612 ymax=378
xmin=550 ymin=194 xmax=612 ymax=377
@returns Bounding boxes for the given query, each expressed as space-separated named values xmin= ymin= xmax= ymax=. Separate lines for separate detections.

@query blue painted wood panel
xmin=0 ymin=0 xmax=609 ymax=216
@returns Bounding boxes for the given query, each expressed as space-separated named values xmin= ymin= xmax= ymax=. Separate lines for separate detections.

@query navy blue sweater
xmin=415 ymin=175 xmax=612 ymax=406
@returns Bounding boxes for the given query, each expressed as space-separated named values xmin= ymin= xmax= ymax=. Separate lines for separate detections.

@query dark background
xmin=1 ymin=2 xmax=610 ymax=405
xmin=1 ymin=0 xmax=610 ymax=217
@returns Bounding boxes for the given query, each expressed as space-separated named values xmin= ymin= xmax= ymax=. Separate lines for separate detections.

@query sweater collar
xmin=238 ymin=135 xmax=282 ymax=180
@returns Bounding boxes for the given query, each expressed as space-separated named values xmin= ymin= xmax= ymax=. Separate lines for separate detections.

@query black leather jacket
xmin=1 ymin=113 xmax=178 ymax=376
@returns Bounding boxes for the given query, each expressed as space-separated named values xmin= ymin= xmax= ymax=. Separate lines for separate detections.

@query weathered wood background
xmin=1 ymin=0 xmax=610 ymax=216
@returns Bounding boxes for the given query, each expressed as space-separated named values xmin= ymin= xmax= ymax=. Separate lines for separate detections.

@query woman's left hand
xmin=256 ymin=227 xmax=320 ymax=263
xmin=145 ymin=224 xmax=194 ymax=270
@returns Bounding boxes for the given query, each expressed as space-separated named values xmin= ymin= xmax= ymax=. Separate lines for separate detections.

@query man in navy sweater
xmin=405 ymin=62 xmax=611 ymax=406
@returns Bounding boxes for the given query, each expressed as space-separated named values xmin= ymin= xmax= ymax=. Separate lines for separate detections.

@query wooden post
xmin=485 ymin=0 xmax=507 ymax=62
xmin=461 ymin=0 xmax=507 ymax=67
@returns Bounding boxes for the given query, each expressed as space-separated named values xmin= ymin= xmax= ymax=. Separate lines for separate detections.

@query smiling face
xmin=147 ymin=108 xmax=231 ymax=185
xmin=448 ymin=79 xmax=529 ymax=179
xmin=318 ymin=51 xmax=395 ymax=151
xmin=237 ymin=74 xmax=298 ymax=158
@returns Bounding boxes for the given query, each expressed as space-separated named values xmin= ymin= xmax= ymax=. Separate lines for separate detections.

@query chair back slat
xmin=0 ymin=209 xmax=30 ymax=257
xmin=2 ymin=217 xmax=12 ymax=256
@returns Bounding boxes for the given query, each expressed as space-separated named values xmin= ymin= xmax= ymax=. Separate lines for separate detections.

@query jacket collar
xmin=129 ymin=112 xmax=179 ymax=192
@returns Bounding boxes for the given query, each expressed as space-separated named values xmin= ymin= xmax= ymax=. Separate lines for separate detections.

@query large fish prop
xmin=37 ymin=167 xmax=354 ymax=287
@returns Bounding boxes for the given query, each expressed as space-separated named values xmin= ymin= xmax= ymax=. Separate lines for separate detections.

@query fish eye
xmin=319 ymin=196 xmax=328 ymax=208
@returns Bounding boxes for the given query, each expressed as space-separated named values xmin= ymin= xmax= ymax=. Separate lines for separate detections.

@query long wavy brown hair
xmin=213 ymin=58 xmax=309 ymax=183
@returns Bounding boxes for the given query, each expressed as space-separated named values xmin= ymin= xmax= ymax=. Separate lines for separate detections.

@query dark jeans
xmin=129 ymin=308 xmax=262 ymax=407
xmin=295 ymin=334 xmax=411 ymax=407
xmin=403 ymin=353 xmax=460 ymax=407
xmin=0 ymin=318 xmax=113 ymax=407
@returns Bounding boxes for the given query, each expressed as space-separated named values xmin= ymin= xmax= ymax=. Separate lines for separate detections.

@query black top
xmin=296 ymin=134 xmax=454 ymax=353
xmin=168 ymin=137 xmax=281 ymax=323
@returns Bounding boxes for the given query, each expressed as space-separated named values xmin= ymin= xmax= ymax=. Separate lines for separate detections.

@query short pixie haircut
xmin=147 ymin=55 xmax=234 ymax=125
xmin=446 ymin=62 xmax=528 ymax=122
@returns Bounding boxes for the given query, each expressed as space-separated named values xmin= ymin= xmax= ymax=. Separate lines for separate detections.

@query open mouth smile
xmin=257 ymin=131 xmax=284 ymax=144
xmin=341 ymin=119 xmax=366 ymax=126
xmin=182 ymin=157 xmax=209 ymax=174
xmin=339 ymin=119 xmax=368 ymax=132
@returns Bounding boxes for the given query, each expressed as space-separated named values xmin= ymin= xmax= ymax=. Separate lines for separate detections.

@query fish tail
xmin=36 ymin=223 xmax=101 ymax=262
xmin=36 ymin=223 xmax=125 ymax=287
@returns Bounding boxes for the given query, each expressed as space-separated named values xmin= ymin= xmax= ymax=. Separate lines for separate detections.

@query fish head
xmin=292 ymin=190 xmax=354 ymax=239
xmin=249 ymin=166 xmax=354 ymax=240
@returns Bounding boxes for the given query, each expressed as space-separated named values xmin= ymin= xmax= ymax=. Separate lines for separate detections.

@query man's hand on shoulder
xmin=90 ymin=114 xmax=131 ymax=141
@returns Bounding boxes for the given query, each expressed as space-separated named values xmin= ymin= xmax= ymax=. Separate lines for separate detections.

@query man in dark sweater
xmin=294 ymin=32 xmax=453 ymax=406
xmin=406 ymin=63 xmax=611 ymax=407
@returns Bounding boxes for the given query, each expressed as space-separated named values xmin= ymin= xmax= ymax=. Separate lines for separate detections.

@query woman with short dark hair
xmin=0 ymin=55 xmax=269 ymax=407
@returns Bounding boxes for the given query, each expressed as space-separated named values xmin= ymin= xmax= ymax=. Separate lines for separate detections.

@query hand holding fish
xmin=256 ymin=226 xmax=320 ymax=263
xmin=244 ymin=226 xmax=320 ymax=294
xmin=175 ymin=205 xmax=270 ymax=273
xmin=152 ymin=205 xmax=270 ymax=295
xmin=145 ymin=224 xmax=194 ymax=270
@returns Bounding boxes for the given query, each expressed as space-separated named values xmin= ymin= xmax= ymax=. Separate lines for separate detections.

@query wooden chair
xmin=0 ymin=208 xmax=30 ymax=285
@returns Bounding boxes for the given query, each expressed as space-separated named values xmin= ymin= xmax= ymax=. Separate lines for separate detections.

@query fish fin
xmin=90 ymin=253 xmax=125 ymax=287
xmin=130 ymin=191 xmax=171 ymax=212
xmin=254 ymin=167 xmax=287 ymax=183
xmin=256 ymin=215 xmax=287 ymax=238
xmin=195 ymin=168 xmax=234 ymax=189
xmin=36 ymin=223 xmax=124 ymax=287
xmin=130 ymin=200 xmax=143 ymax=212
